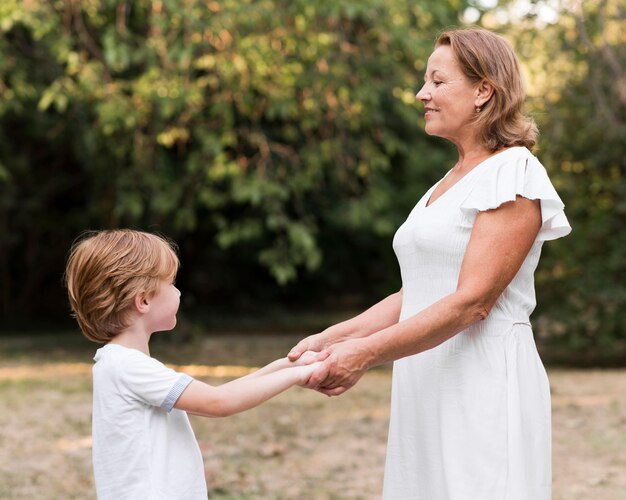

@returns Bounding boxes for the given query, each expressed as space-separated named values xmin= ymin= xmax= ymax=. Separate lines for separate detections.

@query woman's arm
xmin=287 ymin=289 xmax=403 ymax=361
xmin=311 ymin=196 xmax=542 ymax=395
xmin=174 ymin=362 xmax=321 ymax=417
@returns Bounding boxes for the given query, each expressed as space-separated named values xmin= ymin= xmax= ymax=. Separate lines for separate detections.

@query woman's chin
xmin=423 ymin=125 xmax=440 ymax=137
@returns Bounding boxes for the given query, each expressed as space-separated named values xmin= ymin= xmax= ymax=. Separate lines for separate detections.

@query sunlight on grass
xmin=0 ymin=362 xmax=259 ymax=381
xmin=57 ymin=436 xmax=92 ymax=452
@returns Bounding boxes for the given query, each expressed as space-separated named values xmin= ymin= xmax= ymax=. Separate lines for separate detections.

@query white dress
xmin=382 ymin=147 xmax=571 ymax=500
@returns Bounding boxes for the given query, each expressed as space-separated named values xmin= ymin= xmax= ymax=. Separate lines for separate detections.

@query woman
xmin=288 ymin=28 xmax=571 ymax=499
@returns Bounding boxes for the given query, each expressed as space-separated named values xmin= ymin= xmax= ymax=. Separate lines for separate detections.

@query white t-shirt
xmin=92 ymin=344 xmax=207 ymax=499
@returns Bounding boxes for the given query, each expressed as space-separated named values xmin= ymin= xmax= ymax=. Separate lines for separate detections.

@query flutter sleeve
xmin=460 ymin=147 xmax=572 ymax=241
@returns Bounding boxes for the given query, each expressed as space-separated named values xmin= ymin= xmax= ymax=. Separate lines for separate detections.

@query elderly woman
xmin=289 ymin=28 xmax=571 ymax=499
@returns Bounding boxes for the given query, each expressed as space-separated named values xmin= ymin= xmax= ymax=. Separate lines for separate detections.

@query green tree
xmin=0 ymin=0 xmax=467 ymax=320
xmin=494 ymin=0 xmax=626 ymax=356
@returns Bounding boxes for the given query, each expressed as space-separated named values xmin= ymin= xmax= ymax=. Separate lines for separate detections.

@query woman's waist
xmin=463 ymin=315 xmax=531 ymax=338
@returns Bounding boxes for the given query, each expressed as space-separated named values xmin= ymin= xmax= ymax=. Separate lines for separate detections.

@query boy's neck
xmin=109 ymin=326 xmax=152 ymax=356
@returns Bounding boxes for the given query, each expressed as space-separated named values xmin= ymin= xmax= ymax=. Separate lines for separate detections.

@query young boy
xmin=64 ymin=229 xmax=321 ymax=499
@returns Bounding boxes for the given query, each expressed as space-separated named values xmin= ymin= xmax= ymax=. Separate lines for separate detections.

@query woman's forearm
xmin=288 ymin=290 xmax=403 ymax=362
xmin=360 ymin=290 xmax=486 ymax=368
xmin=305 ymin=290 xmax=484 ymax=396
xmin=322 ymin=289 xmax=403 ymax=342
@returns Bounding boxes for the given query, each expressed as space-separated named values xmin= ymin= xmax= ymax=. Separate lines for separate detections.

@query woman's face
xmin=415 ymin=45 xmax=480 ymax=143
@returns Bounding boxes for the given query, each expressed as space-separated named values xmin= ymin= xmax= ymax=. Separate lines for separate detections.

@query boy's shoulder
xmin=93 ymin=344 xmax=167 ymax=380
xmin=94 ymin=343 xmax=145 ymax=366
xmin=93 ymin=343 xmax=192 ymax=410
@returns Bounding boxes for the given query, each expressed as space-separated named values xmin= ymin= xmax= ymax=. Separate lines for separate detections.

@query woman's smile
xmin=424 ymin=107 xmax=439 ymax=119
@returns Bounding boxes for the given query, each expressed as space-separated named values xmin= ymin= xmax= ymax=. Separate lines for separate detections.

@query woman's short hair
xmin=64 ymin=229 xmax=180 ymax=343
xmin=436 ymin=27 xmax=538 ymax=151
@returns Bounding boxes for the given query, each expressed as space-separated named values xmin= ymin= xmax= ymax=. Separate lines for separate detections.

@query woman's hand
xmin=291 ymin=350 xmax=329 ymax=366
xmin=287 ymin=332 xmax=330 ymax=362
xmin=306 ymin=338 xmax=375 ymax=396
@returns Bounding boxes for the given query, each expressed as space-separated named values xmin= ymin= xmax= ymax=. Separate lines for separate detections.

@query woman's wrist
xmin=321 ymin=321 xmax=356 ymax=344
xmin=358 ymin=335 xmax=383 ymax=369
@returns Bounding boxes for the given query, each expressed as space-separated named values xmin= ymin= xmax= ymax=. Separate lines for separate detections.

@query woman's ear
xmin=134 ymin=293 xmax=150 ymax=314
xmin=475 ymin=80 xmax=494 ymax=108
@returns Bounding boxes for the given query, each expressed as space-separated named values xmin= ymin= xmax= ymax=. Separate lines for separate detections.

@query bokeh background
xmin=0 ymin=0 xmax=625 ymax=498
xmin=1 ymin=0 xmax=624 ymax=360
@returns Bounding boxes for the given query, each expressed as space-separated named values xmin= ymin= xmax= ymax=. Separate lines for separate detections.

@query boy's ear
xmin=134 ymin=293 xmax=151 ymax=314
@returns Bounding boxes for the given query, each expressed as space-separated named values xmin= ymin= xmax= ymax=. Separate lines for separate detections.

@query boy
xmin=64 ymin=229 xmax=321 ymax=499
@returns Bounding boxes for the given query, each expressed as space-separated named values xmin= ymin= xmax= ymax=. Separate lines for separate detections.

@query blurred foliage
xmin=0 ymin=0 xmax=463 ymax=319
xmin=0 ymin=0 xmax=624 ymax=356
xmin=488 ymin=0 xmax=626 ymax=355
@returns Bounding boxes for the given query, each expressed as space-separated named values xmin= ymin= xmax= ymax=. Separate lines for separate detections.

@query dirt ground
xmin=0 ymin=333 xmax=625 ymax=499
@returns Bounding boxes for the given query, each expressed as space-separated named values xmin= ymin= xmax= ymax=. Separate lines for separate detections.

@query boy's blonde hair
xmin=64 ymin=229 xmax=180 ymax=343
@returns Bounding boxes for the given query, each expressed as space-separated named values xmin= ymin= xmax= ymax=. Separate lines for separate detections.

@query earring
xmin=475 ymin=106 xmax=482 ymax=113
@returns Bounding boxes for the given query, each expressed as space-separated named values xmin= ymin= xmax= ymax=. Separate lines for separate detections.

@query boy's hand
xmin=296 ymin=361 xmax=323 ymax=386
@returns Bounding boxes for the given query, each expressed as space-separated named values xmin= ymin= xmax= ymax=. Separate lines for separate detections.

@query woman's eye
xmin=433 ymin=81 xmax=443 ymax=86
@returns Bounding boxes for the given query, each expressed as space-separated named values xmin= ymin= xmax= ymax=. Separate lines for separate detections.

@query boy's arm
xmin=236 ymin=357 xmax=295 ymax=381
xmin=174 ymin=362 xmax=321 ymax=418
xmin=239 ymin=352 xmax=326 ymax=381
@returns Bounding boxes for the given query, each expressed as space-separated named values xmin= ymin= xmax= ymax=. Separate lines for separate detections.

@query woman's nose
xmin=415 ymin=84 xmax=428 ymax=102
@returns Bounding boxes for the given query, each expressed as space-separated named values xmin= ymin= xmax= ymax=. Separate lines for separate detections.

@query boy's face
xmin=145 ymin=279 xmax=181 ymax=333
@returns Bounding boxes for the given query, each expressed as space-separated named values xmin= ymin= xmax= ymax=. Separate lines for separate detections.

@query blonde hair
xmin=64 ymin=229 xmax=180 ymax=343
xmin=436 ymin=28 xmax=538 ymax=151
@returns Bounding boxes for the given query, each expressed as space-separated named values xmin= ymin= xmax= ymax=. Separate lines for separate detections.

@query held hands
xmin=286 ymin=351 xmax=328 ymax=387
xmin=294 ymin=360 xmax=324 ymax=387
xmin=292 ymin=350 xmax=329 ymax=366
xmin=288 ymin=333 xmax=328 ymax=363
xmin=293 ymin=338 xmax=374 ymax=397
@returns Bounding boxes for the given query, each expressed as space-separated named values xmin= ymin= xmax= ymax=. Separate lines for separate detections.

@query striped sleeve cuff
xmin=161 ymin=373 xmax=194 ymax=412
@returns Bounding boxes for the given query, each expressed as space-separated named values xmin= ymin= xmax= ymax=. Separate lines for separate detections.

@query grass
xmin=0 ymin=331 xmax=625 ymax=499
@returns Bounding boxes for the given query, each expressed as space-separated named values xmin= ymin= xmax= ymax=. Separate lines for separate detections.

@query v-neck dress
xmin=382 ymin=147 xmax=571 ymax=499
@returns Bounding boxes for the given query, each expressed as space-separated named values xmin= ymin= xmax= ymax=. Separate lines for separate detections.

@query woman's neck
xmin=454 ymin=142 xmax=497 ymax=173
